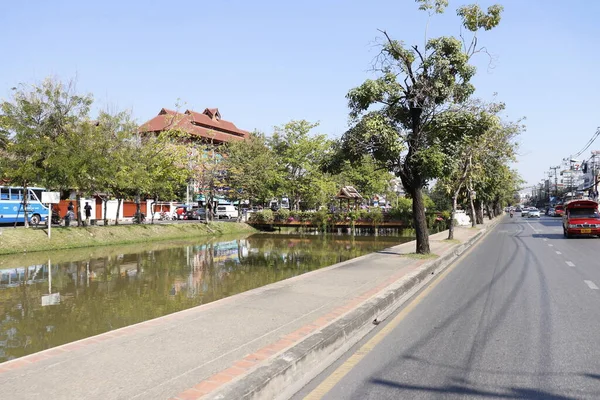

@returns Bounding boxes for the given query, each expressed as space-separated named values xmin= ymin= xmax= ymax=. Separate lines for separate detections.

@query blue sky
xmin=2 ymin=0 xmax=600 ymax=187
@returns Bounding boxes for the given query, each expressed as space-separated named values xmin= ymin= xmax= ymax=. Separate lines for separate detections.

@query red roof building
xmin=139 ymin=108 xmax=249 ymax=144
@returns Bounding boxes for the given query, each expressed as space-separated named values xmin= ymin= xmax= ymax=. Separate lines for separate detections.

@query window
xmin=0 ymin=188 xmax=8 ymax=200
xmin=10 ymin=189 xmax=22 ymax=200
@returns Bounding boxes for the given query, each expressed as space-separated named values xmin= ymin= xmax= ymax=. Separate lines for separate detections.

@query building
xmin=139 ymin=107 xmax=249 ymax=144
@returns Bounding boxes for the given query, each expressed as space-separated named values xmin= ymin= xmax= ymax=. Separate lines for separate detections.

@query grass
xmin=0 ymin=222 xmax=256 ymax=256
xmin=444 ymin=239 xmax=461 ymax=244
xmin=399 ymin=253 xmax=439 ymax=260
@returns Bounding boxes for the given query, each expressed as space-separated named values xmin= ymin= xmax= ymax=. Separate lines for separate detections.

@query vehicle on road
xmin=554 ymin=204 xmax=565 ymax=217
xmin=186 ymin=207 xmax=206 ymax=220
xmin=547 ymin=207 xmax=556 ymax=217
xmin=521 ymin=208 xmax=530 ymax=217
xmin=216 ymin=204 xmax=238 ymax=220
xmin=562 ymin=199 xmax=600 ymax=238
xmin=528 ymin=209 xmax=541 ymax=218
xmin=0 ymin=186 xmax=50 ymax=225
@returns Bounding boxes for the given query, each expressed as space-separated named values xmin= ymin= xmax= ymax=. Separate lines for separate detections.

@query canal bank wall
xmin=0 ymin=222 xmax=256 ymax=255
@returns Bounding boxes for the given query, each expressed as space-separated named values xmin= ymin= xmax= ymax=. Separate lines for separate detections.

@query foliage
xmin=224 ymin=132 xmax=279 ymax=207
xmin=338 ymin=2 xmax=504 ymax=253
xmin=310 ymin=210 xmax=329 ymax=231
xmin=269 ymin=120 xmax=332 ymax=210
xmin=249 ymin=210 xmax=274 ymax=224
xmin=274 ymin=208 xmax=290 ymax=222
xmin=0 ymin=78 xmax=93 ymax=227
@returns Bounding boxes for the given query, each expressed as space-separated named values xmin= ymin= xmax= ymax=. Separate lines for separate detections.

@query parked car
xmin=563 ymin=199 xmax=600 ymax=238
xmin=186 ymin=207 xmax=206 ymax=220
xmin=216 ymin=205 xmax=239 ymax=219
xmin=528 ymin=209 xmax=541 ymax=218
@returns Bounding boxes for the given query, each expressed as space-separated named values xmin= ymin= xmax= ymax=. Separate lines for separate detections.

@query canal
xmin=0 ymin=232 xmax=412 ymax=362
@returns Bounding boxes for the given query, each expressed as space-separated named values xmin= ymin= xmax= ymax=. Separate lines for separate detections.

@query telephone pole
xmin=549 ymin=166 xmax=560 ymax=199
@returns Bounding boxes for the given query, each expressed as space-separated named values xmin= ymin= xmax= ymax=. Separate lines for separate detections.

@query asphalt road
xmin=293 ymin=214 xmax=600 ymax=400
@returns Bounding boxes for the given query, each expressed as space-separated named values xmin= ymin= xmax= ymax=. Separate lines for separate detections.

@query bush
xmin=249 ymin=209 xmax=274 ymax=224
xmin=275 ymin=209 xmax=290 ymax=222
xmin=367 ymin=208 xmax=383 ymax=225
xmin=311 ymin=210 xmax=329 ymax=231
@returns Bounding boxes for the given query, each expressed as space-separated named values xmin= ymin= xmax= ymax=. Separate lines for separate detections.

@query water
xmin=0 ymin=232 xmax=412 ymax=362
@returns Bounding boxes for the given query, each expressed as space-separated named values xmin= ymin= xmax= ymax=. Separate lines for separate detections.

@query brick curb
xmin=174 ymin=218 xmax=502 ymax=400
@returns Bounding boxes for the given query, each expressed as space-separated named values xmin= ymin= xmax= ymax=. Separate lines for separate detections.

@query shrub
xmin=311 ymin=210 xmax=329 ymax=231
xmin=249 ymin=209 xmax=274 ymax=224
xmin=275 ymin=209 xmax=290 ymax=222
xmin=367 ymin=208 xmax=383 ymax=225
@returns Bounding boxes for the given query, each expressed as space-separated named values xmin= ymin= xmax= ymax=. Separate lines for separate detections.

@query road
xmin=293 ymin=214 xmax=600 ymax=400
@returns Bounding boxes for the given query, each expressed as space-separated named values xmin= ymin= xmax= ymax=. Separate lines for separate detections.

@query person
xmin=510 ymin=209 xmax=514 ymax=218
xmin=177 ymin=206 xmax=184 ymax=220
xmin=84 ymin=202 xmax=92 ymax=225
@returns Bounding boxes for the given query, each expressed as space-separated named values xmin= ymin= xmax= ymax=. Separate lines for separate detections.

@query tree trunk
xmin=468 ymin=181 xmax=476 ymax=228
xmin=448 ymin=191 xmax=459 ymax=240
xmin=150 ymin=199 xmax=156 ymax=224
xmin=410 ymin=186 xmax=430 ymax=254
xmin=103 ymin=197 xmax=108 ymax=226
xmin=23 ymin=181 xmax=30 ymax=228
xmin=474 ymin=200 xmax=484 ymax=224
xmin=115 ymin=198 xmax=122 ymax=225
xmin=76 ymin=193 xmax=82 ymax=227
xmin=486 ymin=203 xmax=493 ymax=220
xmin=135 ymin=192 xmax=141 ymax=224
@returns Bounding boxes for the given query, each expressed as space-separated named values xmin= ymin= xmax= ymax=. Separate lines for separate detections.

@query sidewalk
xmin=0 ymin=219 xmax=500 ymax=400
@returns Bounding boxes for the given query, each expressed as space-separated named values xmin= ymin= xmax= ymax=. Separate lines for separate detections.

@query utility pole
xmin=550 ymin=166 xmax=560 ymax=200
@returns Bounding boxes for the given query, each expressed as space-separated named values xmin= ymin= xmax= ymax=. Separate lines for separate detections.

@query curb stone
xmin=205 ymin=218 xmax=502 ymax=400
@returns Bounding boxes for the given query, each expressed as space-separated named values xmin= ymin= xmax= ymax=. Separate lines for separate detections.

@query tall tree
xmin=224 ymin=132 xmax=278 ymax=215
xmin=0 ymin=78 xmax=92 ymax=227
xmin=269 ymin=120 xmax=331 ymax=211
xmin=434 ymin=102 xmax=504 ymax=239
xmin=340 ymin=1 xmax=503 ymax=253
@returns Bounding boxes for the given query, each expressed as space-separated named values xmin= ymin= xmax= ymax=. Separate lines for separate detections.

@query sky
xmin=2 ymin=0 xmax=600 ymax=188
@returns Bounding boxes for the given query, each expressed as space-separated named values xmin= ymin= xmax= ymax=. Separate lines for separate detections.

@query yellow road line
xmin=303 ymin=234 xmax=486 ymax=400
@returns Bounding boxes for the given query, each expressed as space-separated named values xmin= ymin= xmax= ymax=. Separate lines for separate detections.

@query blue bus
xmin=0 ymin=186 xmax=50 ymax=225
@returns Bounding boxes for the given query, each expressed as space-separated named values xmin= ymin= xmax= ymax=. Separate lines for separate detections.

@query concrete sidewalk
xmin=0 ymin=219 xmax=500 ymax=400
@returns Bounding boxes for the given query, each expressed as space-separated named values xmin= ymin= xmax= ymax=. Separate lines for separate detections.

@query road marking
xmin=566 ymin=261 xmax=575 ymax=267
xmin=556 ymin=251 xmax=562 ymax=255
xmin=526 ymin=221 xmax=539 ymax=233
xmin=302 ymin=227 xmax=484 ymax=399
xmin=548 ymin=244 xmax=554 ymax=247
xmin=585 ymin=280 xmax=599 ymax=290
xmin=543 ymin=238 xmax=548 ymax=241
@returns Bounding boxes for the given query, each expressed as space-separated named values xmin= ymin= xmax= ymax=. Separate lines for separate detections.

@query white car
xmin=528 ymin=209 xmax=541 ymax=218
xmin=216 ymin=204 xmax=239 ymax=219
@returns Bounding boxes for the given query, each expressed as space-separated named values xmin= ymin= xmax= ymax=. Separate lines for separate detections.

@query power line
xmin=573 ymin=127 xmax=600 ymax=158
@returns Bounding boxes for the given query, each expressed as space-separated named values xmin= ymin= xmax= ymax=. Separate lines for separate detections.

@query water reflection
xmin=0 ymin=233 xmax=410 ymax=362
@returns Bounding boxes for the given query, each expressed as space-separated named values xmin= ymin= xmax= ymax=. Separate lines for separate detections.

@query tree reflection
xmin=0 ymin=233 xmax=406 ymax=361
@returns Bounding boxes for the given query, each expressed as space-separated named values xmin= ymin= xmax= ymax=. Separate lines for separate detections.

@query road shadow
xmin=370 ymin=378 xmax=585 ymax=399
xmin=532 ymin=233 xmax=600 ymax=240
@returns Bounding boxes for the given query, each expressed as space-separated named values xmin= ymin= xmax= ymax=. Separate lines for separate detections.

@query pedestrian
xmin=84 ymin=202 xmax=92 ymax=225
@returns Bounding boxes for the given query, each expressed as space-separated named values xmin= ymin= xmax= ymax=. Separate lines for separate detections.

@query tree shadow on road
xmin=370 ymin=378 xmax=581 ymax=399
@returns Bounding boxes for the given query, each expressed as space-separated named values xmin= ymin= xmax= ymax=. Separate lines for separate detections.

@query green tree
xmin=269 ymin=120 xmax=331 ymax=211
xmin=340 ymin=1 xmax=503 ymax=253
xmin=0 ymin=78 xmax=92 ymax=227
xmin=331 ymin=155 xmax=393 ymax=200
xmin=224 ymin=132 xmax=278 ymax=215
xmin=434 ymin=102 xmax=506 ymax=238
